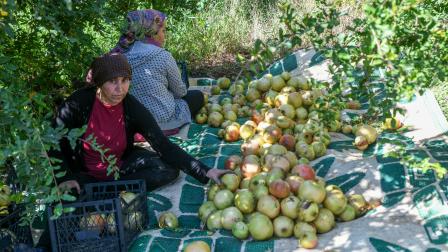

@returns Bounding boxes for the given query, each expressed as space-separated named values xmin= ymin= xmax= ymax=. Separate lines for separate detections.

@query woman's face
xmin=155 ymin=22 xmax=167 ymax=47
xmin=99 ymin=76 xmax=130 ymax=106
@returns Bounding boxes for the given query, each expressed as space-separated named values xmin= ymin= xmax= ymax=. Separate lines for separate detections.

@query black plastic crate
xmin=48 ymin=180 xmax=148 ymax=252
xmin=0 ymin=205 xmax=34 ymax=251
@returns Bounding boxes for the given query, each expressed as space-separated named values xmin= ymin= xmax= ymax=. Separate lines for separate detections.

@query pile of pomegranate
xmin=195 ymin=73 xmax=378 ymax=248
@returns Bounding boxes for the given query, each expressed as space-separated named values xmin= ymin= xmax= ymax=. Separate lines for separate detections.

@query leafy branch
xmin=238 ymin=0 xmax=448 ymax=177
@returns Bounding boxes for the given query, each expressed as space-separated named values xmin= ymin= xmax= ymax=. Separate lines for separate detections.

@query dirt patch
xmin=188 ymin=53 xmax=243 ymax=80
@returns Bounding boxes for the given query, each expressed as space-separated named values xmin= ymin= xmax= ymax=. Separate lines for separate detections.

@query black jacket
xmin=51 ymin=86 xmax=210 ymax=184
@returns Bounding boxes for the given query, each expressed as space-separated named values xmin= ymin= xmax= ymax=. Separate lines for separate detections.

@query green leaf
xmin=61 ymin=193 xmax=76 ymax=202
xmin=55 ymin=171 xmax=66 ymax=178
xmin=51 ymin=203 xmax=63 ymax=220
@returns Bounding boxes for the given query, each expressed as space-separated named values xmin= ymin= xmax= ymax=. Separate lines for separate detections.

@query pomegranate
xmin=158 ymin=212 xmax=179 ymax=229
xmin=323 ymin=189 xmax=347 ymax=215
xmin=213 ymin=189 xmax=234 ymax=209
xmin=234 ymin=189 xmax=255 ymax=214
xmin=241 ymin=140 xmax=260 ymax=156
xmin=301 ymin=91 xmax=314 ymax=106
xmin=253 ymin=185 xmax=269 ymax=200
xmin=279 ymin=134 xmax=296 ymax=151
xmin=270 ymin=155 xmax=291 ymax=173
xmin=232 ymin=221 xmax=249 ymax=240
xmin=123 ymin=211 xmax=143 ymax=231
xmin=264 ymin=89 xmax=278 ymax=107
xmin=342 ymin=124 xmax=353 ymax=134
xmin=224 ymin=155 xmax=242 ymax=170
xmin=287 ymin=76 xmax=300 ymax=88
xmin=241 ymin=155 xmax=261 ymax=178
xmin=224 ymin=124 xmax=240 ymax=142
xmin=268 ymin=179 xmax=291 ymax=199
xmin=291 ymin=164 xmax=316 ymax=180
xmin=206 ymin=210 xmax=223 ymax=231
xmin=211 ymin=85 xmax=221 ymax=95
xmin=298 ymin=157 xmax=310 ymax=165
xmin=249 ymin=172 xmax=267 ymax=191
xmin=229 ymin=85 xmax=244 ymax=97
xmin=312 ymin=141 xmax=327 ymax=158
xmin=295 ymin=107 xmax=308 ymax=120
xmin=257 ymin=195 xmax=280 ymax=219
xmin=224 ymin=110 xmax=237 ymax=122
xmin=221 ymin=173 xmax=240 ymax=192
xmin=298 ymin=180 xmax=326 ymax=203
xmin=338 ymin=204 xmax=356 ymax=222
xmin=293 ymin=222 xmax=317 ymax=238
xmin=246 ymin=88 xmax=261 ymax=102
xmin=354 ymin=135 xmax=369 ymax=150
xmin=105 ymin=214 xmax=117 ymax=234
xmin=271 ymin=76 xmax=286 ymax=92
xmin=184 ymin=241 xmax=210 ymax=252
xmin=273 ymin=216 xmax=294 ymax=238
xmin=356 ymin=125 xmax=378 ymax=144
xmin=275 ymin=93 xmax=289 ymax=107
xmin=287 ymin=92 xmax=302 ymax=108
xmin=315 ymin=176 xmax=326 ymax=188
xmin=239 ymin=124 xmax=255 ymax=140
xmin=120 ymin=191 xmax=137 ymax=205
xmin=279 ymin=104 xmax=296 ymax=119
xmin=262 ymin=125 xmax=282 ymax=144
xmin=195 ymin=113 xmax=208 ymax=124
xmin=221 ymin=207 xmax=243 ymax=230
xmin=207 ymin=111 xmax=224 ymax=128
xmin=297 ymin=75 xmax=310 ymax=90
xmin=348 ymin=194 xmax=368 ymax=217
xmin=266 ymin=168 xmax=285 ymax=185
xmin=312 ymin=208 xmax=335 ymax=233
xmin=281 ymin=71 xmax=291 ymax=81
xmin=384 ymin=117 xmax=403 ymax=130
xmin=266 ymin=144 xmax=288 ymax=155
xmin=79 ymin=213 xmax=106 ymax=233
xmin=217 ymin=77 xmax=231 ymax=90
xmin=248 ymin=213 xmax=274 ymax=240
xmin=240 ymin=178 xmax=251 ymax=189
xmin=286 ymin=175 xmax=305 ymax=194
xmin=257 ymin=77 xmax=271 ymax=92
xmin=207 ymin=184 xmax=220 ymax=201
xmin=280 ymin=195 xmax=301 ymax=219
xmin=299 ymin=231 xmax=318 ymax=249
xmin=198 ymin=201 xmax=217 ymax=223
xmin=284 ymin=151 xmax=298 ymax=168
xmin=298 ymin=201 xmax=319 ymax=222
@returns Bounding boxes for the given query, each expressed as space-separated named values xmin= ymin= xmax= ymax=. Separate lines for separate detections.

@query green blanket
xmin=129 ymin=49 xmax=448 ymax=252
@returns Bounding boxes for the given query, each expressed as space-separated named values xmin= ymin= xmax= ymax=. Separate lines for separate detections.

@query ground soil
xmin=188 ymin=53 xmax=243 ymax=80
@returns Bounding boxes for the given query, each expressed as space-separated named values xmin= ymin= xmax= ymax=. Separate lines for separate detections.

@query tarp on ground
xmin=128 ymin=49 xmax=448 ymax=252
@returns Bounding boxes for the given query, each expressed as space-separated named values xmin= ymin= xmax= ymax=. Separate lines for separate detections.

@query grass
xmin=166 ymin=0 xmax=280 ymax=78
xmin=165 ymin=0 xmax=364 ymax=79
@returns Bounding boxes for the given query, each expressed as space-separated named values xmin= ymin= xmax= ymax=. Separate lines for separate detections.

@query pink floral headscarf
xmin=111 ymin=9 xmax=167 ymax=53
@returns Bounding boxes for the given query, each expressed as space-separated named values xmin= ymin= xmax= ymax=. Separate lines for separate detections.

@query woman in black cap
xmin=52 ymin=53 xmax=228 ymax=194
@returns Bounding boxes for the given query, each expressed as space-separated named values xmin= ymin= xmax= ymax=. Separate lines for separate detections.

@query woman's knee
xmin=166 ymin=167 xmax=180 ymax=181
xmin=185 ymin=90 xmax=204 ymax=116
xmin=146 ymin=167 xmax=179 ymax=191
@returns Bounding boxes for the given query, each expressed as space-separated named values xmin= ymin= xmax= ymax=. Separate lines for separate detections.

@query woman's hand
xmin=58 ymin=180 xmax=81 ymax=194
xmin=206 ymin=168 xmax=234 ymax=185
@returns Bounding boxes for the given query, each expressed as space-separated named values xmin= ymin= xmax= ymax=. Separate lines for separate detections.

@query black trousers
xmin=36 ymin=146 xmax=179 ymax=248
xmin=75 ymin=146 xmax=180 ymax=191
xmin=182 ymin=90 xmax=204 ymax=118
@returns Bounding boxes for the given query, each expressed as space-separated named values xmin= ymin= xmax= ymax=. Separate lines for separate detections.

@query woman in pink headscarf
xmin=111 ymin=10 xmax=204 ymax=136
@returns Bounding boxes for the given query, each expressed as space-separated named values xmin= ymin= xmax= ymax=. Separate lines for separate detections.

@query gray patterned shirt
xmin=125 ymin=41 xmax=191 ymax=130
